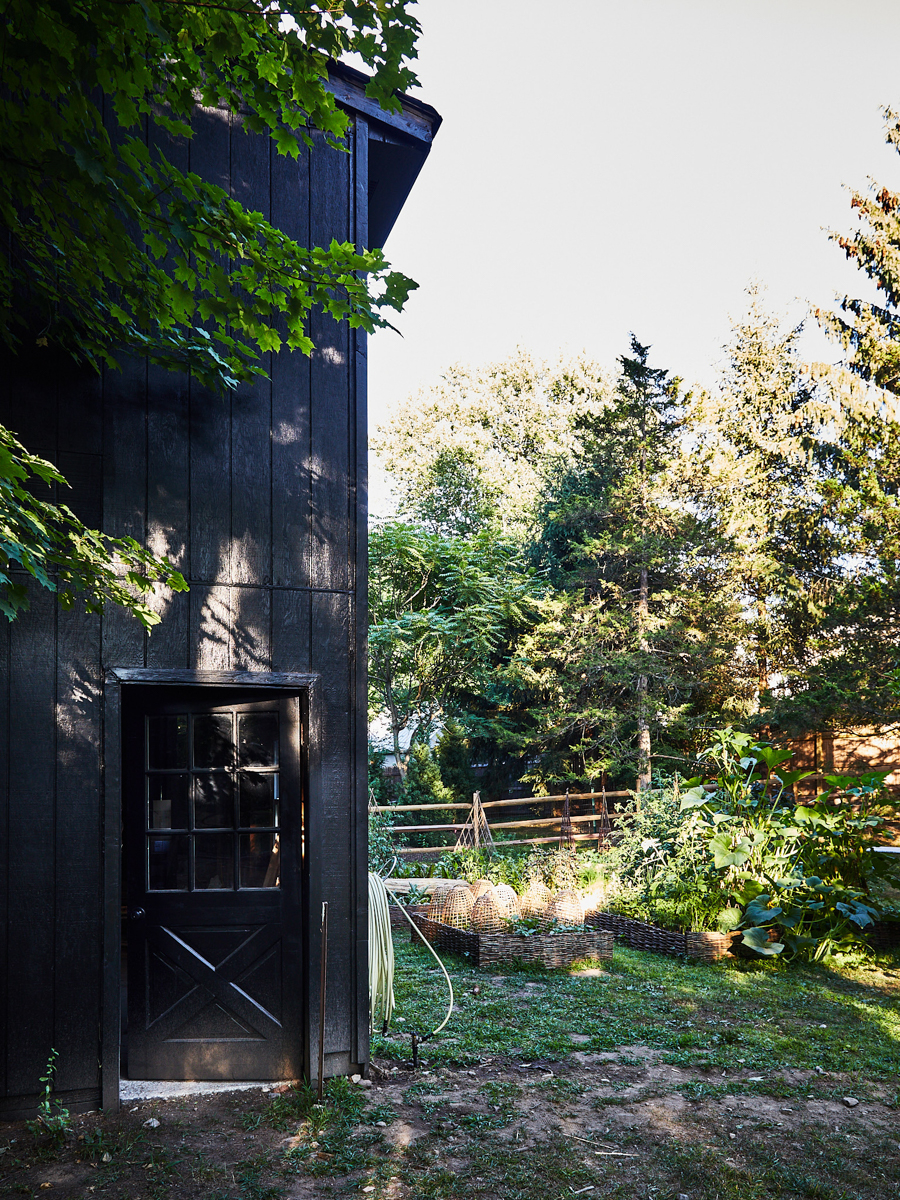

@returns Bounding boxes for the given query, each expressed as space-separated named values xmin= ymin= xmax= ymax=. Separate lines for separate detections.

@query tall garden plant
xmin=680 ymin=729 xmax=894 ymax=959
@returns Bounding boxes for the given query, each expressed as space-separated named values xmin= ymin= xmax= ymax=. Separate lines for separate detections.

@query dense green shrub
xmin=589 ymin=785 xmax=737 ymax=933
xmin=677 ymin=729 xmax=899 ymax=958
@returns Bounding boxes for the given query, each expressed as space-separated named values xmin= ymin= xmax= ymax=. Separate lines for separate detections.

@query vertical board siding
xmin=271 ymin=136 xmax=312 ymax=593
xmin=312 ymin=589 xmax=354 ymax=1055
xmin=271 ymin=589 xmax=312 ymax=674
xmin=232 ymin=586 xmax=272 ymax=671
xmin=0 ymin=98 xmax=389 ymax=1112
xmin=0 ymin=350 xmax=11 ymax=1099
xmin=352 ymin=115 xmax=370 ymax=1069
xmin=0 ymin=519 xmax=8 ymax=1098
xmin=145 ymin=118 xmax=192 ymax=670
xmin=101 ymin=356 xmax=148 ymax=669
xmin=6 ymin=590 xmax=58 ymax=1094
xmin=230 ymin=114 xmax=273 ymax=593
xmin=59 ymin=361 xmax=103 ymax=459
xmin=54 ymin=608 xmax=103 ymax=1094
xmin=55 ymin=364 xmax=105 ymax=1093
xmin=188 ymin=107 xmax=233 ymax=592
xmin=308 ymin=131 xmax=351 ymax=595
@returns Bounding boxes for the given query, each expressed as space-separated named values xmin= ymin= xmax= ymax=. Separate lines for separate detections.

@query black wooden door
xmin=125 ymin=692 xmax=303 ymax=1081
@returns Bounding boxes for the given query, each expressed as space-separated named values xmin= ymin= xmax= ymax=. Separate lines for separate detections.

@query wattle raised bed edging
xmin=584 ymin=911 xmax=739 ymax=962
xmin=388 ymin=904 xmax=429 ymax=929
xmin=408 ymin=913 xmax=613 ymax=969
xmin=868 ymin=919 xmax=900 ymax=951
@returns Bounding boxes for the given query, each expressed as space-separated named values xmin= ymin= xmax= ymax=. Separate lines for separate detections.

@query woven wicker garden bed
xmin=409 ymin=913 xmax=613 ymax=969
xmin=868 ymin=919 xmax=900 ymax=952
xmin=388 ymin=904 xmax=429 ymax=929
xmin=585 ymin=911 xmax=739 ymax=962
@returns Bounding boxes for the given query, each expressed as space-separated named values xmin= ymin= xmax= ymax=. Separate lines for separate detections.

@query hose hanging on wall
xmin=367 ymin=871 xmax=395 ymax=1031
xmin=367 ymin=871 xmax=455 ymax=1062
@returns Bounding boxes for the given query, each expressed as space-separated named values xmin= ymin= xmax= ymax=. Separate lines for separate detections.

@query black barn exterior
xmin=0 ymin=67 xmax=440 ymax=1119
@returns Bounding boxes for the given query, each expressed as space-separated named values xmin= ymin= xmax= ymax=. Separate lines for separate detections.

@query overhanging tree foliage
xmin=1 ymin=0 xmax=420 ymax=624
xmin=0 ymin=425 xmax=187 ymax=624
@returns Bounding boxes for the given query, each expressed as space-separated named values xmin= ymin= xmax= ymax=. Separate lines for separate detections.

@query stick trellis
xmin=454 ymin=791 xmax=495 ymax=855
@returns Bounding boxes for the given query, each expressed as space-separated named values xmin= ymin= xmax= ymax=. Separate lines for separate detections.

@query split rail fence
xmin=371 ymin=789 xmax=632 ymax=856
xmin=371 ymin=772 xmax=870 ymax=858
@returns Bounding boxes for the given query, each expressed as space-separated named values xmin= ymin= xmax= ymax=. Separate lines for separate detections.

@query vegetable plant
xmin=679 ymin=728 xmax=897 ymax=959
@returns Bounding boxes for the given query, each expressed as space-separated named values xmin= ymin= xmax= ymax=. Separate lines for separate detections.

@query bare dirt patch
xmin=7 ymin=1044 xmax=893 ymax=1200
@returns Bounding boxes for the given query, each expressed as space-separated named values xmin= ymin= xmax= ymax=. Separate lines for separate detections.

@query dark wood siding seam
xmin=352 ymin=113 xmax=369 ymax=1068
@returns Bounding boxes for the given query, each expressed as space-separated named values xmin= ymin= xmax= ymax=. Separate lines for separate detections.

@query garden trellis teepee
xmin=454 ymin=791 xmax=495 ymax=854
xmin=595 ymin=774 xmax=613 ymax=850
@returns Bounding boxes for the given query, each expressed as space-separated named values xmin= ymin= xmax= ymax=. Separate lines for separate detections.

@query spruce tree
xmin=516 ymin=337 xmax=748 ymax=792
xmin=694 ymin=292 xmax=843 ymax=710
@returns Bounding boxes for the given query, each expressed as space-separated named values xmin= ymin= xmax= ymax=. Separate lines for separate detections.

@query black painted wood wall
xmin=0 ymin=100 xmax=382 ymax=1118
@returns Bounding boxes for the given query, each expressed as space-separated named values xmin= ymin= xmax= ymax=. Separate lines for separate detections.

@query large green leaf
xmin=745 ymin=896 xmax=781 ymax=926
xmin=732 ymin=878 xmax=764 ymax=906
xmin=740 ymin=927 xmax=784 ymax=956
xmin=709 ymin=832 xmax=751 ymax=869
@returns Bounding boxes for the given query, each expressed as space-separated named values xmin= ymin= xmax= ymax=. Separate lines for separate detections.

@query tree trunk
xmin=756 ymin=592 xmax=769 ymax=694
xmin=636 ymin=562 xmax=652 ymax=800
xmin=387 ymin=693 xmax=409 ymax=794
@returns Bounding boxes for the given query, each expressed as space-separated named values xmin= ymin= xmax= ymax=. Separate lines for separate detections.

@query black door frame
xmin=102 ymin=669 xmax=321 ymax=1112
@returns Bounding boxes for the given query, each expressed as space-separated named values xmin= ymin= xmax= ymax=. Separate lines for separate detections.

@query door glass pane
xmin=148 ymin=834 xmax=189 ymax=890
xmin=239 ymin=713 xmax=278 ymax=767
xmin=148 ymin=774 xmax=189 ymax=829
xmin=240 ymin=833 xmax=280 ymax=888
xmin=194 ymin=773 xmax=234 ymax=828
xmin=239 ymin=772 xmax=277 ymax=828
xmin=193 ymin=713 xmax=233 ymax=768
xmin=147 ymin=715 xmax=188 ymax=769
xmin=194 ymin=833 xmax=234 ymax=889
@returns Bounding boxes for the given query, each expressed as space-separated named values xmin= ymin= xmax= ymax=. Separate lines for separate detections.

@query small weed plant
xmin=27 ymin=1049 xmax=71 ymax=1147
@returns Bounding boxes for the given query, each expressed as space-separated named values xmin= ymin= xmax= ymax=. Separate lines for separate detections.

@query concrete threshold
xmin=121 ymin=1079 xmax=285 ymax=1101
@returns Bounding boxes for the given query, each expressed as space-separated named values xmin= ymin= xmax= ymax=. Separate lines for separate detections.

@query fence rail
xmin=372 ymin=790 xmax=631 ymax=815
xmin=378 ymin=789 xmax=624 ymax=855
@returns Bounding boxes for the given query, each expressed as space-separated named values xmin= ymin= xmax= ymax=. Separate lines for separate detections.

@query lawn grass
xmin=373 ymin=936 xmax=900 ymax=1082
xmin=2 ymin=934 xmax=898 ymax=1200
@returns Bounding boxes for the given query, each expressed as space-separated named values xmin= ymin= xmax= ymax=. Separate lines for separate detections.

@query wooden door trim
xmin=107 ymin=669 xmax=320 ymax=689
xmin=101 ymin=670 xmax=322 ymax=1112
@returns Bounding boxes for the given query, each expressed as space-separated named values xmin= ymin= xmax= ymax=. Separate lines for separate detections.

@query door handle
xmin=129 ymin=907 xmax=146 ymax=921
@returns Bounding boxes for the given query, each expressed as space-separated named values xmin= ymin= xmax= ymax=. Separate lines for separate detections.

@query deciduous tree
xmin=1 ymin=0 xmax=420 ymax=623
xmin=373 ymin=349 xmax=610 ymax=539
xmin=368 ymin=520 xmax=537 ymax=791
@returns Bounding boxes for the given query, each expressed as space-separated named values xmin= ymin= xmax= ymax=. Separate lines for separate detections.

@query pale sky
xmin=366 ymin=0 xmax=900 ymax=512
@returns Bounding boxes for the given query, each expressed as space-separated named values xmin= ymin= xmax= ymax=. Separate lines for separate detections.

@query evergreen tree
xmin=713 ymin=287 xmax=900 ymax=736
xmin=436 ymin=720 xmax=478 ymax=803
xmin=819 ymin=107 xmax=900 ymax=398
xmin=513 ymin=337 xmax=749 ymax=792
xmin=693 ymin=292 xmax=844 ymax=711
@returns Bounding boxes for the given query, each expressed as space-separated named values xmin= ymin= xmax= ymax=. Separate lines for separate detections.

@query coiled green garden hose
xmin=368 ymin=871 xmax=455 ymax=1043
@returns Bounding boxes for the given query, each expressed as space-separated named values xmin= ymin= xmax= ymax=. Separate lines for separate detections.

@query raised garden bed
xmin=868 ymin=919 xmax=900 ymax=952
xmin=388 ymin=904 xmax=428 ymax=929
xmin=409 ymin=913 xmax=613 ymax=969
xmin=585 ymin=911 xmax=739 ymax=962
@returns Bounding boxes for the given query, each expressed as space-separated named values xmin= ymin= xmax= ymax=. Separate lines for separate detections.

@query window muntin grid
xmin=145 ymin=711 xmax=280 ymax=891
